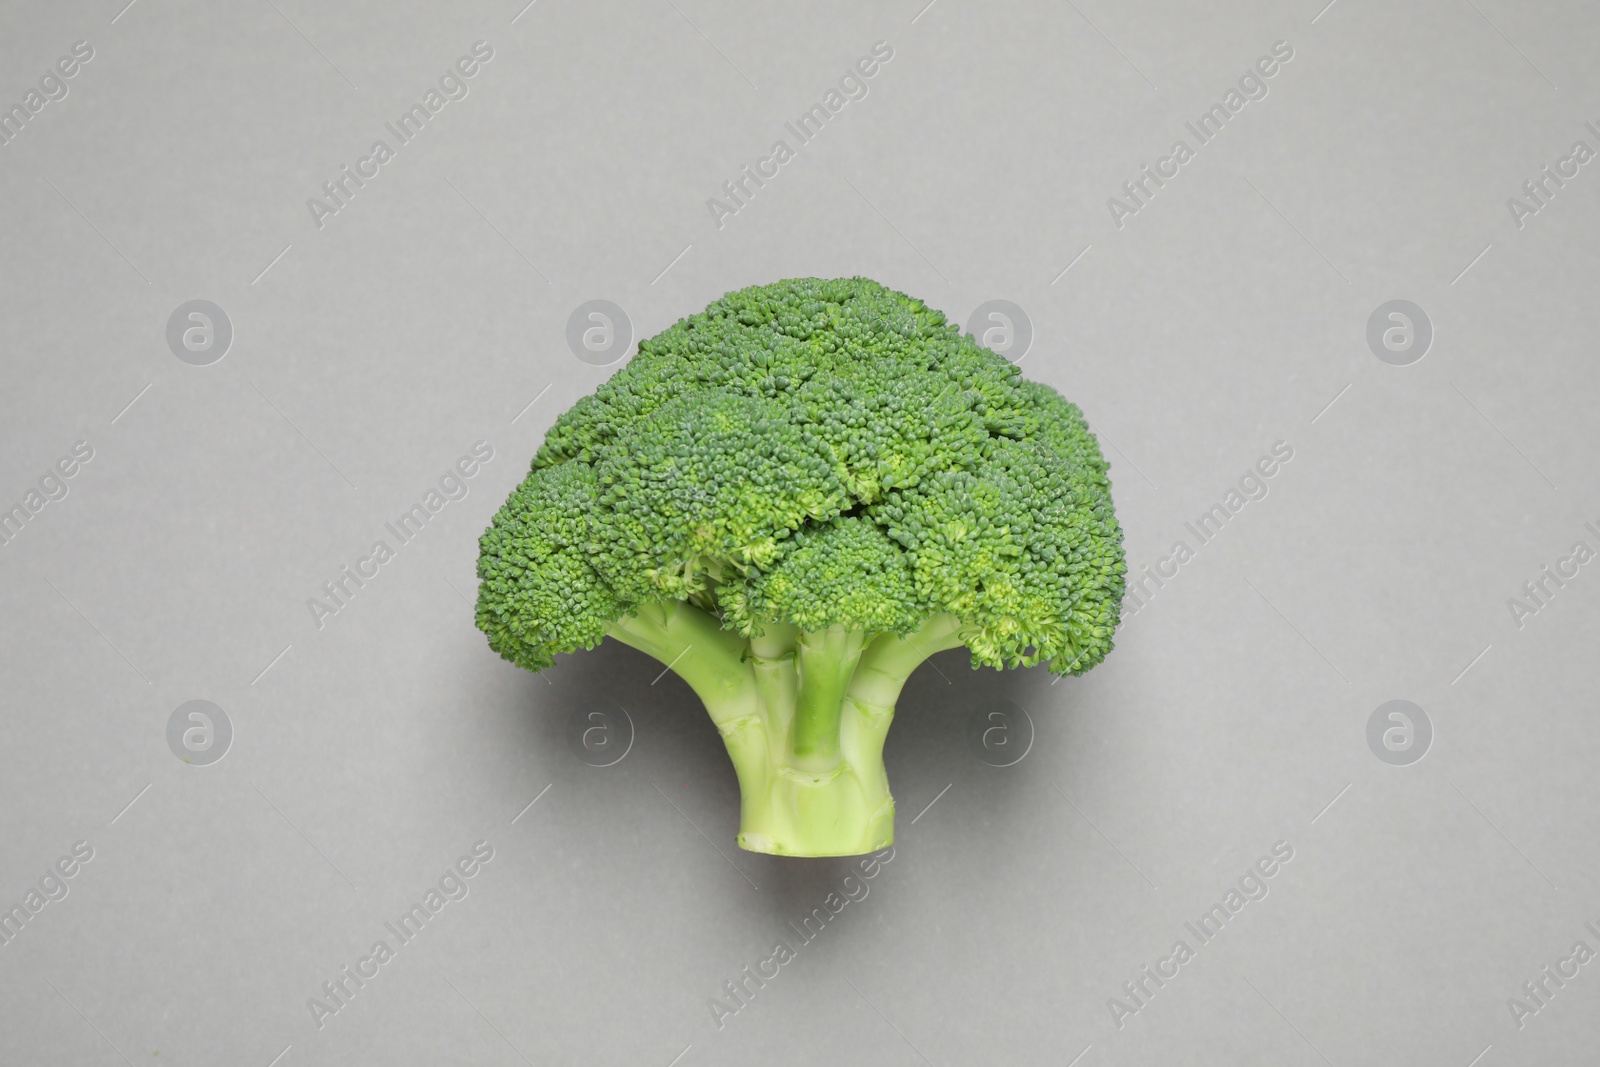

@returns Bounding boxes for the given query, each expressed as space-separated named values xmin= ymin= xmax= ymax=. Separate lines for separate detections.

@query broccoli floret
xmin=477 ymin=277 xmax=1125 ymax=856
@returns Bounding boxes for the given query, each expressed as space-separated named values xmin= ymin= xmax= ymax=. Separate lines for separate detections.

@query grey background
xmin=1 ymin=0 xmax=1597 ymax=1064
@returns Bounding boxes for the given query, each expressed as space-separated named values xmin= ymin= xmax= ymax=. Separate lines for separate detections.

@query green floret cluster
xmin=477 ymin=277 xmax=1125 ymax=856
xmin=729 ymin=515 xmax=920 ymax=637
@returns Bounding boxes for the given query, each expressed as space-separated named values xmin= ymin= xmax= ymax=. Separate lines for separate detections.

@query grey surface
xmin=1 ymin=0 xmax=1598 ymax=1064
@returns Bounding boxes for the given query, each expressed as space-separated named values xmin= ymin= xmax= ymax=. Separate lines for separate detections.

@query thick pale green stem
xmin=791 ymin=625 xmax=866 ymax=771
xmin=607 ymin=603 xmax=769 ymax=805
xmin=848 ymin=614 xmax=967 ymax=709
xmin=606 ymin=601 xmax=757 ymax=722
xmin=608 ymin=607 xmax=967 ymax=857
xmin=747 ymin=622 xmax=799 ymax=792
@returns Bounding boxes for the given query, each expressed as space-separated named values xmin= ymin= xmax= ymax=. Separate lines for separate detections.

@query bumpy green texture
xmin=477 ymin=277 xmax=1124 ymax=855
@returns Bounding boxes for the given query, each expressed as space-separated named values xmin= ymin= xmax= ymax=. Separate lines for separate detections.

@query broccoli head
xmin=477 ymin=277 xmax=1125 ymax=856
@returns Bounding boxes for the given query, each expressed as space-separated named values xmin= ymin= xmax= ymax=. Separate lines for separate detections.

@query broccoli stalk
xmin=476 ymin=277 xmax=1125 ymax=857
xmin=607 ymin=605 xmax=965 ymax=854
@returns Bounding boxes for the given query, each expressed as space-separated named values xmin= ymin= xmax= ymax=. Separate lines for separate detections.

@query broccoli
xmin=476 ymin=277 xmax=1125 ymax=856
